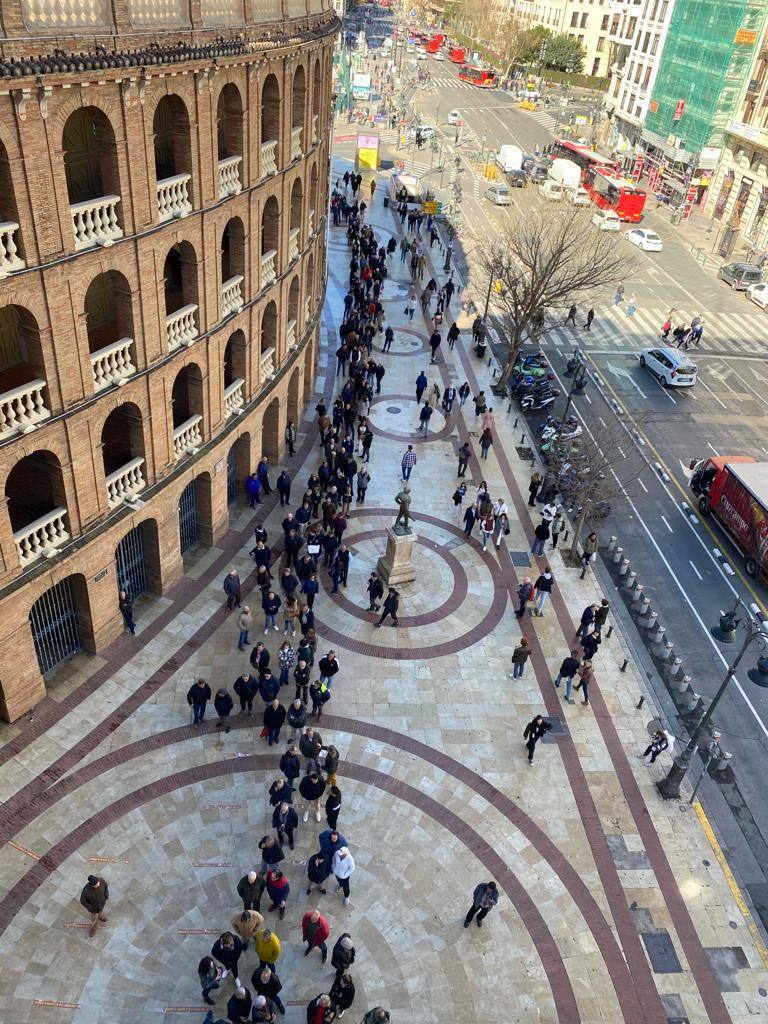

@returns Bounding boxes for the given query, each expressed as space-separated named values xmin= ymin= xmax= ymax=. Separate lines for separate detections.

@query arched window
xmin=221 ymin=218 xmax=245 ymax=317
xmin=84 ymin=271 xmax=136 ymax=392
xmin=101 ymin=404 xmax=146 ymax=507
xmin=62 ymin=107 xmax=123 ymax=249
xmin=261 ymin=75 xmax=280 ymax=178
xmin=261 ymin=196 xmax=280 ymax=286
xmin=163 ymin=242 xmax=199 ymax=350
xmin=291 ymin=66 xmax=306 ymax=161
xmin=153 ymin=96 xmax=193 ymax=220
xmin=217 ymin=84 xmax=244 ymax=196
xmin=6 ymin=450 xmax=69 ymax=567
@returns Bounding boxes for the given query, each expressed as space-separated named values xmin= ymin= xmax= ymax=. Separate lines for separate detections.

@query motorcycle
xmin=520 ymin=388 xmax=560 ymax=411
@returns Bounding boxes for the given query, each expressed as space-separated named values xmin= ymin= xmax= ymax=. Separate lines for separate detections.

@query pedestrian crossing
xmin=538 ymin=302 xmax=768 ymax=357
xmin=527 ymin=109 xmax=556 ymax=132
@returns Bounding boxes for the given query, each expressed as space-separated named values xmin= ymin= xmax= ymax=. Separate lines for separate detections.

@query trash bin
xmin=475 ymin=340 xmax=487 ymax=359
xmin=383 ymin=195 xmax=389 ymax=208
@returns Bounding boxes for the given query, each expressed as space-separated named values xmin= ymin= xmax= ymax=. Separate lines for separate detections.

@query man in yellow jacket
xmin=254 ymin=927 xmax=281 ymax=970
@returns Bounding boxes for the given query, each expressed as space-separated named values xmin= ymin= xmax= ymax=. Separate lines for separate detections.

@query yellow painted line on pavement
xmin=693 ymin=800 xmax=768 ymax=969
xmin=583 ymin=350 xmax=768 ymax=616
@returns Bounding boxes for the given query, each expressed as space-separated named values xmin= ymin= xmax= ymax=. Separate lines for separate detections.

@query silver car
xmin=485 ymin=184 xmax=512 ymax=206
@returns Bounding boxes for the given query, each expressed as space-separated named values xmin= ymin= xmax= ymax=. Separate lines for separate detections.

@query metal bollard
xmin=674 ymin=674 xmax=693 ymax=695
xmin=607 ymin=536 xmax=618 ymax=555
xmin=715 ymin=751 xmax=733 ymax=772
xmin=620 ymin=658 xmax=628 ymax=672
xmin=650 ymin=632 xmax=668 ymax=658
xmin=622 ymin=569 xmax=637 ymax=591
xmin=618 ymin=558 xmax=631 ymax=579
xmin=663 ymin=656 xmax=684 ymax=683
xmin=513 ymin=418 xmax=518 ymax=428
xmin=633 ymin=594 xmax=651 ymax=617
xmin=649 ymin=621 xmax=665 ymax=643
xmin=639 ymin=606 xmax=656 ymax=630
xmin=520 ymin=433 xmax=526 ymax=445
xmin=661 ymin=640 xmax=675 ymax=664
xmin=681 ymin=691 xmax=703 ymax=714
xmin=612 ymin=545 xmax=624 ymax=565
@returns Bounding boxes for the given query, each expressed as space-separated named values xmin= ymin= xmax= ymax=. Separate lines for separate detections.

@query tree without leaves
xmin=477 ymin=209 xmax=634 ymax=391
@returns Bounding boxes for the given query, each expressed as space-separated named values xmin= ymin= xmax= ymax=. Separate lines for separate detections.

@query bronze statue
xmin=393 ymin=483 xmax=412 ymax=534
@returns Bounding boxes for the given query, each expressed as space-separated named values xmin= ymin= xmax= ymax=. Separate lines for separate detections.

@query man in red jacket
xmin=301 ymin=908 xmax=330 ymax=962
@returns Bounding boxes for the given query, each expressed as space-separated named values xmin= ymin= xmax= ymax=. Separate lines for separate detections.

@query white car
xmin=639 ymin=347 xmax=698 ymax=387
xmin=417 ymin=49 xmax=428 ymax=60
xmin=747 ymin=281 xmax=768 ymax=309
xmin=567 ymin=187 xmax=589 ymax=206
xmin=407 ymin=124 xmax=436 ymax=142
xmin=625 ymin=227 xmax=663 ymax=252
xmin=592 ymin=209 xmax=621 ymax=231
xmin=433 ymin=52 xmax=445 ymax=60
xmin=447 ymin=109 xmax=461 ymax=125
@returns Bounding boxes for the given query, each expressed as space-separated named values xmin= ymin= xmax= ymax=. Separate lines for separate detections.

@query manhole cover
xmin=386 ymin=406 xmax=402 ymax=414
xmin=510 ymin=551 xmax=531 ymax=567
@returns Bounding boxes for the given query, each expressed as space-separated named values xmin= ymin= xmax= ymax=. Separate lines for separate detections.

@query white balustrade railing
xmin=157 ymin=173 xmax=192 ymax=222
xmin=14 ymin=507 xmax=69 ymax=567
xmin=288 ymin=227 xmax=300 ymax=262
xmin=308 ymin=208 xmax=315 ymax=235
xmin=286 ymin=319 xmax=297 ymax=350
xmin=173 ymin=413 xmax=203 ymax=460
xmin=261 ymin=249 xmax=277 ymax=287
xmin=70 ymin=195 xmax=123 ymax=251
xmin=218 ymin=155 xmax=243 ymax=198
xmin=311 ymin=114 xmax=319 ymax=144
xmin=106 ymin=456 xmax=146 ymax=509
xmin=166 ymin=304 xmax=198 ymax=351
xmin=0 ymin=221 xmax=25 ymax=276
xmin=224 ymin=378 xmax=245 ymax=418
xmin=305 ymin=296 xmax=312 ymax=324
xmin=291 ymin=126 xmax=303 ymax=161
xmin=222 ymin=275 xmax=244 ymax=317
xmin=260 ymin=346 xmax=276 ymax=380
xmin=90 ymin=337 xmax=135 ymax=393
xmin=260 ymin=139 xmax=278 ymax=178
xmin=0 ymin=379 xmax=50 ymax=439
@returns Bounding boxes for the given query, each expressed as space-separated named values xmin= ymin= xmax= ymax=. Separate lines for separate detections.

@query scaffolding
xmin=644 ymin=0 xmax=768 ymax=155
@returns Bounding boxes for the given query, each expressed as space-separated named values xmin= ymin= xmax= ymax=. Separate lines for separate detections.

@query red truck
xmin=690 ymin=455 xmax=768 ymax=578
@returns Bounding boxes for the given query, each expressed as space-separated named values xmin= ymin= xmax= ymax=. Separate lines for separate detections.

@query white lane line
xmin=689 ymin=560 xmax=703 ymax=581
xmin=729 ymin=365 xmax=768 ymax=410
xmin=660 ymin=515 xmax=674 ymax=533
xmin=707 ymin=442 xmax=720 ymax=456
xmin=584 ymin=393 xmax=592 ymax=404
xmin=637 ymin=478 xmax=649 ymax=493
xmin=696 ymin=375 xmax=729 ymax=410
xmin=598 ymin=416 xmax=607 ymax=429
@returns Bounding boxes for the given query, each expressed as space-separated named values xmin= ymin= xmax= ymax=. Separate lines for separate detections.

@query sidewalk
xmin=0 ymin=153 xmax=766 ymax=1024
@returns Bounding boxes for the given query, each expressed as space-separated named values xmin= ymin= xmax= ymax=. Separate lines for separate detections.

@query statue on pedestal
xmin=393 ymin=484 xmax=412 ymax=534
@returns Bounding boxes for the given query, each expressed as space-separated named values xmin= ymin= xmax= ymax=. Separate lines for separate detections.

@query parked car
xmin=406 ymin=124 xmax=436 ymax=142
xmin=541 ymin=181 xmax=563 ymax=201
xmin=485 ymin=184 xmax=512 ymax=206
xmin=639 ymin=347 xmax=698 ymax=387
xmin=718 ymin=262 xmax=763 ymax=290
xmin=505 ymin=169 xmax=527 ymax=189
xmin=566 ymin=186 xmax=589 ymax=205
xmin=447 ymin=109 xmax=462 ymax=125
xmin=417 ymin=49 xmax=428 ymax=60
xmin=625 ymin=228 xmax=663 ymax=252
xmin=433 ymin=52 xmax=445 ymax=60
xmin=747 ymin=281 xmax=768 ymax=309
xmin=592 ymin=209 xmax=621 ymax=232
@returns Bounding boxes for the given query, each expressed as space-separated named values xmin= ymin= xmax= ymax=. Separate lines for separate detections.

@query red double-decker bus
xmin=552 ymin=139 xmax=618 ymax=177
xmin=458 ymin=65 xmax=497 ymax=88
xmin=450 ymin=46 xmax=466 ymax=63
xmin=584 ymin=168 xmax=647 ymax=222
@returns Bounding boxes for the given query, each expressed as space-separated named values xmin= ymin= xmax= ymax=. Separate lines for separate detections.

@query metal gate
xmin=178 ymin=479 xmax=198 ymax=554
xmin=227 ymin=446 xmax=237 ymax=506
xmin=115 ymin=524 xmax=148 ymax=600
xmin=30 ymin=577 xmax=81 ymax=675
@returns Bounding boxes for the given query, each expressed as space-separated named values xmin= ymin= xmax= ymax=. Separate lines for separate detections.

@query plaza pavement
xmin=0 ymin=156 xmax=767 ymax=1024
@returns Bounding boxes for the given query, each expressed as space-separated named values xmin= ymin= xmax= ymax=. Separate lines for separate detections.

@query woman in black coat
xmin=329 ymin=973 xmax=356 ymax=1017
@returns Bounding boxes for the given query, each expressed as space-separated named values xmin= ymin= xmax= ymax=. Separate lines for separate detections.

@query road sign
xmin=422 ymin=201 xmax=437 ymax=214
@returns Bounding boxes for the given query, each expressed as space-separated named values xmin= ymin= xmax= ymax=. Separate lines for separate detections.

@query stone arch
xmin=261 ymin=74 xmax=281 ymax=147
xmin=5 ymin=449 xmax=70 ymax=568
xmin=62 ymin=106 xmax=122 ymax=208
xmin=261 ymin=396 xmax=280 ymax=462
xmin=29 ymin=572 xmax=95 ymax=677
xmin=0 ymin=304 xmax=48 ymax=427
xmin=115 ymin=518 xmax=162 ymax=599
xmin=260 ymin=300 xmax=278 ymax=364
xmin=153 ymin=94 xmax=192 ymax=182
xmin=216 ymin=82 xmax=244 ymax=162
xmin=221 ymin=216 xmax=245 ymax=287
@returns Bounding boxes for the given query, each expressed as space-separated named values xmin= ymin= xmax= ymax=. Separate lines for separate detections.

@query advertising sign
xmin=717 ymin=471 xmax=768 ymax=573
xmin=673 ymin=99 xmax=685 ymax=121
xmin=356 ymin=132 xmax=380 ymax=170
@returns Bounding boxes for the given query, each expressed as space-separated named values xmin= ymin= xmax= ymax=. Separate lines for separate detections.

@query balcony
xmin=14 ymin=507 xmax=69 ymax=568
xmin=261 ymin=140 xmax=278 ymax=178
xmin=308 ymin=208 xmax=316 ymax=235
xmin=173 ymin=413 xmax=202 ymax=460
xmin=727 ymin=119 xmax=766 ymax=147
xmin=218 ymin=155 xmax=243 ymax=198
xmin=70 ymin=196 xmax=123 ymax=251
xmin=311 ymin=114 xmax=319 ymax=144
xmin=106 ymin=456 xmax=146 ymax=509
xmin=90 ymin=338 xmax=136 ymax=393
xmin=224 ymin=378 xmax=245 ymax=418
xmin=0 ymin=380 xmax=50 ymax=439
xmin=261 ymin=249 xmax=277 ymax=287
xmin=260 ymin=346 xmax=276 ymax=380
xmin=166 ymin=304 xmax=198 ymax=351
xmin=286 ymin=318 xmax=297 ymax=350
xmin=291 ymin=127 xmax=303 ymax=162
xmin=288 ymin=227 xmax=300 ymax=262
xmin=157 ymin=173 xmax=192 ymax=222
xmin=0 ymin=222 xmax=25 ymax=277
xmin=222 ymin=275 xmax=245 ymax=317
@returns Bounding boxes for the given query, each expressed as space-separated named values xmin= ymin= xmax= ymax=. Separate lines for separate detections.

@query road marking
xmin=637 ymin=478 xmax=648 ymax=493
xmin=706 ymin=442 xmax=720 ymax=456
xmin=660 ymin=515 xmax=673 ymax=533
xmin=598 ymin=416 xmax=607 ymax=428
xmin=728 ymin=365 xmax=768 ymax=410
xmin=692 ymin=375 xmax=728 ymax=409
xmin=605 ymin=360 xmax=648 ymax=395
xmin=688 ymin=560 xmax=703 ymax=581
xmin=583 ymin=393 xmax=592 ymax=404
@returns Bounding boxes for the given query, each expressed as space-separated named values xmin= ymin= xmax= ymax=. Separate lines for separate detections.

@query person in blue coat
xmin=319 ymin=828 xmax=347 ymax=862
xmin=258 ymin=671 xmax=280 ymax=704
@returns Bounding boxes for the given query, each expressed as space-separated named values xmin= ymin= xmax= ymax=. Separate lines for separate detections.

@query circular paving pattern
xmin=366 ymin=394 xmax=453 ymax=444
xmin=376 ymin=325 xmax=428 ymax=356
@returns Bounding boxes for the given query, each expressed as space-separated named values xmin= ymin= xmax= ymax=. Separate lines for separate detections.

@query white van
xmin=592 ymin=209 xmax=621 ymax=231
xmin=496 ymin=144 xmax=524 ymax=173
xmin=541 ymin=181 xmax=563 ymax=201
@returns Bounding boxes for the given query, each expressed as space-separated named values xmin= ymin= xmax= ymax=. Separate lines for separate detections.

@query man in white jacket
xmin=331 ymin=846 xmax=355 ymax=906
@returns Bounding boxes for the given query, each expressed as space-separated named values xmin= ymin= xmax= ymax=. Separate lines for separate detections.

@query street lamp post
xmin=657 ymin=599 xmax=768 ymax=800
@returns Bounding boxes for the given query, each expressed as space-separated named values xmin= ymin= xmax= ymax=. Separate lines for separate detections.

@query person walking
xmin=532 ymin=567 xmax=554 ymax=616
xmin=332 ymin=846 xmax=355 ymax=906
xmin=276 ymin=471 xmax=291 ymax=508
xmin=418 ymin=401 xmax=433 ymax=437
xmin=550 ymin=508 xmax=566 ymax=549
xmin=452 ymin=483 xmax=467 ymax=519
xmin=462 ymin=503 xmax=476 ymax=538
xmin=254 ymin=928 xmax=281 ymax=971
xmin=555 ymin=650 xmax=580 ymax=704
xmin=564 ymin=304 xmax=577 ymax=326
xmin=300 ymin=770 xmax=327 ymax=823
xmin=574 ymin=659 xmax=595 ymax=705
xmin=576 ymin=603 xmax=597 ymax=638
xmin=331 ymin=933 xmax=355 ymax=979
xmin=415 ymin=370 xmax=428 ymax=403
xmin=515 ymin=577 xmax=533 ymax=618
xmin=401 ymin=445 xmax=417 ymax=481
xmin=330 ymin=973 xmax=356 ymax=1019
xmin=523 ymin=714 xmax=551 ymax=764
xmin=302 ymin=909 xmax=330 ymax=963
xmin=510 ymin=638 xmax=531 ymax=679
xmin=582 ymin=308 xmax=594 ymax=331
xmin=458 ymin=382 xmax=471 ymax=407
xmin=593 ymin=597 xmax=610 ymax=633
xmin=463 ymin=880 xmax=499 ymax=928
xmin=479 ymin=509 xmax=494 ymax=552
xmin=457 ymin=441 xmax=472 ymax=478
xmin=614 ymin=281 xmax=625 ymax=305
xmin=581 ymin=629 xmax=601 ymax=660
xmin=247 ymin=473 xmax=262 ymax=508
xmin=223 ymin=569 xmax=242 ymax=611
xmin=187 ymin=678 xmax=211 ymax=726
xmin=212 ymin=931 xmax=244 ymax=988
xmin=252 ymin=966 xmax=286 ymax=1017
xmin=118 ymin=590 xmax=136 ymax=635
xmin=80 ymin=874 xmax=109 ymax=937
xmin=374 ymin=588 xmax=400 ymax=627
xmin=237 ymin=606 xmax=252 ymax=650
xmin=215 ymin=687 xmax=234 ymax=732
xmin=625 ymin=295 xmax=637 ymax=317
xmin=581 ymin=531 xmax=598 ymax=568
xmin=238 ymin=870 xmax=266 ymax=913
xmin=641 ymin=729 xmax=669 ymax=764
xmin=366 ymin=571 xmax=384 ymax=611
xmin=479 ymin=428 xmax=493 ymax=460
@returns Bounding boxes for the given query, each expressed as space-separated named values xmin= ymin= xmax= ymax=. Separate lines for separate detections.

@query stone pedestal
xmin=376 ymin=527 xmax=416 ymax=587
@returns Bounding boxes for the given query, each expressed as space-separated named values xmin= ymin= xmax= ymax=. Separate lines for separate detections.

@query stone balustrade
xmin=14 ymin=507 xmax=69 ymax=568
xmin=260 ymin=346 xmax=276 ymax=380
xmin=157 ymin=173 xmax=193 ymax=222
xmin=261 ymin=139 xmax=278 ymax=177
xmin=166 ymin=303 xmax=199 ymax=351
xmin=286 ymin=318 xmax=297 ymax=350
xmin=70 ymin=195 xmax=123 ymax=251
xmin=288 ymin=227 xmax=300 ymax=262
xmin=308 ymin=208 xmax=315 ymax=235
xmin=224 ymin=377 xmax=245 ymax=418
xmin=105 ymin=456 xmax=146 ymax=509
xmin=291 ymin=126 xmax=303 ymax=161
xmin=173 ymin=413 xmax=203 ymax=460
xmin=261 ymin=249 xmax=277 ymax=286
xmin=218 ymin=155 xmax=243 ymax=198
xmin=0 ymin=221 xmax=25 ymax=277
xmin=0 ymin=379 xmax=50 ymax=439
xmin=222 ymin=275 xmax=245 ymax=317
xmin=305 ymin=296 xmax=312 ymax=324
xmin=312 ymin=114 xmax=319 ymax=144
xmin=90 ymin=337 xmax=136 ymax=392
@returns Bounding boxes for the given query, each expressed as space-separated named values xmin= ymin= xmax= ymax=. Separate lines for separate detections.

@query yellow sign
xmin=735 ymin=28 xmax=757 ymax=44
xmin=494 ymin=278 xmax=503 ymax=293
xmin=357 ymin=147 xmax=378 ymax=170
xmin=422 ymin=201 xmax=437 ymax=214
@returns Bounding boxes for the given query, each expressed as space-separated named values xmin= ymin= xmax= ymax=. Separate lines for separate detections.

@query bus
xmin=450 ymin=46 xmax=466 ymax=63
xmin=458 ymin=65 xmax=497 ymax=88
xmin=584 ymin=168 xmax=646 ymax=222
xmin=552 ymin=139 xmax=618 ymax=178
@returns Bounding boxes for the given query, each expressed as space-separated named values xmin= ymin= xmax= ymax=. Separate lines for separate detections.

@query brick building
xmin=0 ymin=0 xmax=338 ymax=721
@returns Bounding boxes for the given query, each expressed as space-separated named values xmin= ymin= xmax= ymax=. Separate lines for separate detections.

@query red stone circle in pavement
xmin=366 ymin=393 xmax=456 ymax=444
